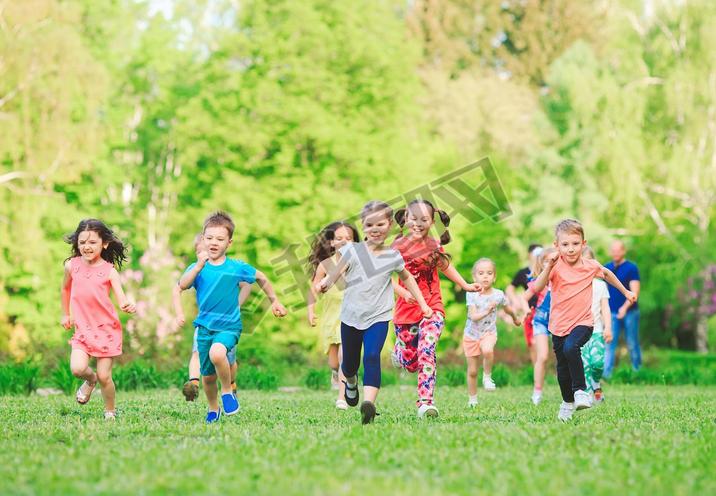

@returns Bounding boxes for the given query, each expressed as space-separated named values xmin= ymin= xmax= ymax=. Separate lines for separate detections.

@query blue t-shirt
xmin=604 ymin=260 xmax=640 ymax=312
xmin=184 ymin=258 xmax=257 ymax=332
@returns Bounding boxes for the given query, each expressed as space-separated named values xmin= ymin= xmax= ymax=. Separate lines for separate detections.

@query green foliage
xmin=0 ymin=361 xmax=39 ymax=395
xmin=235 ymin=365 xmax=280 ymax=391
xmin=443 ymin=367 xmax=466 ymax=387
xmin=302 ymin=368 xmax=329 ymax=390
xmin=50 ymin=360 xmax=80 ymax=395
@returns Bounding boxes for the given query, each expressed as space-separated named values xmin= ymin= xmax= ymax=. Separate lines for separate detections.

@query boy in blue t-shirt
xmin=179 ymin=211 xmax=287 ymax=423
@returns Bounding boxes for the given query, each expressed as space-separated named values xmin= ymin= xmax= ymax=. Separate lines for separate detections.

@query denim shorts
xmin=192 ymin=327 xmax=237 ymax=375
xmin=532 ymin=321 xmax=551 ymax=338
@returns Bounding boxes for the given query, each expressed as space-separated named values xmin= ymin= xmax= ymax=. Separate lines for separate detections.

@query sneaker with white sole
xmin=574 ymin=390 xmax=592 ymax=410
xmin=531 ymin=390 xmax=542 ymax=405
xmin=558 ymin=401 xmax=575 ymax=421
xmin=221 ymin=392 xmax=240 ymax=416
xmin=593 ymin=389 xmax=604 ymax=404
xmin=104 ymin=410 xmax=116 ymax=421
xmin=467 ymin=397 xmax=478 ymax=408
xmin=483 ymin=374 xmax=496 ymax=391
xmin=335 ymin=399 xmax=348 ymax=410
xmin=417 ymin=404 xmax=439 ymax=418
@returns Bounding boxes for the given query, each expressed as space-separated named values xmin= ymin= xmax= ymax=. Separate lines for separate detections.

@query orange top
xmin=549 ymin=257 xmax=604 ymax=337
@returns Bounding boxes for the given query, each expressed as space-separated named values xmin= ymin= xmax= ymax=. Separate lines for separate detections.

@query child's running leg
xmin=480 ymin=333 xmax=497 ymax=391
xmin=183 ymin=329 xmax=201 ymax=401
xmin=533 ymin=334 xmax=550 ymax=395
xmin=466 ymin=356 xmax=480 ymax=399
xmin=203 ymin=374 xmax=219 ymax=412
xmin=562 ymin=326 xmax=594 ymax=410
xmin=96 ymin=357 xmax=115 ymax=414
xmin=551 ymin=334 xmax=574 ymax=403
xmin=189 ymin=352 xmax=200 ymax=380
xmin=70 ymin=349 xmax=97 ymax=404
xmin=393 ymin=323 xmax=420 ymax=372
xmin=416 ymin=314 xmax=444 ymax=406
xmin=209 ymin=343 xmax=233 ymax=395
xmin=359 ymin=321 xmax=388 ymax=424
xmin=582 ymin=334 xmax=605 ymax=394
xmin=340 ymin=323 xmax=363 ymax=407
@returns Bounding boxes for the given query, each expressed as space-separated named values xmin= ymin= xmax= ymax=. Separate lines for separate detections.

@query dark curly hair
xmin=307 ymin=221 xmax=360 ymax=277
xmin=64 ymin=219 xmax=128 ymax=269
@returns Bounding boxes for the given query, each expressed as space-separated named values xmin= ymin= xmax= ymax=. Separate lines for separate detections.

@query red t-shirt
xmin=392 ymin=237 xmax=446 ymax=325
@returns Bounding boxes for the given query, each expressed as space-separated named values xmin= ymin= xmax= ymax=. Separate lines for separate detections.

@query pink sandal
xmin=76 ymin=380 xmax=96 ymax=405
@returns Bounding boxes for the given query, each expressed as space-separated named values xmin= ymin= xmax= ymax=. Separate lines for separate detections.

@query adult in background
xmin=603 ymin=240 xmax=641 ymax=378
xmin=505 ymin=244 xmax=543 ymax=377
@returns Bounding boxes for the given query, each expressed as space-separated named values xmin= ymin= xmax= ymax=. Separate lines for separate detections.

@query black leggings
xmin=340 ymin=321 xmax=389 ymax=388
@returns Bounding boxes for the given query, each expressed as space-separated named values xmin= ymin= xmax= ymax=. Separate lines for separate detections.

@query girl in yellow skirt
xmin=307 ymin=221 xmax=359 ymax=409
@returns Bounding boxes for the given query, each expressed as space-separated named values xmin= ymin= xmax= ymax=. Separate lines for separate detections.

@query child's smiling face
xmin=203 ymin=226 xmax=232 ymax=260
xmin=406 ymin=203 xmax=433 ymax=239
xmin=77 ymin=230 xmax=108 ymax=264
xmin=555 ymin=232 xmax=586 ymax=265
xmin=362 ymin=210 xmax=392 ymax=246
xmin=331 ymin=226 xmax=354 ymax=250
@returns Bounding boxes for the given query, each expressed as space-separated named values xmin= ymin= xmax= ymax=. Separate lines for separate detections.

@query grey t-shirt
xmin=338 ymin=242 xmax=405 ymax=330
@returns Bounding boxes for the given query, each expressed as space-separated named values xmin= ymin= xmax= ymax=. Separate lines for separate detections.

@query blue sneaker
xmin=222 ymin=392 xmax=240 ymax=416
xmin=205 ymin=410 xmax=221 ymax=424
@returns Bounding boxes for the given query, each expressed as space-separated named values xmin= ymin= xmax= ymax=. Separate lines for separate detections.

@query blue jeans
xmin=604 ymin=309 xmax=641 ymax=378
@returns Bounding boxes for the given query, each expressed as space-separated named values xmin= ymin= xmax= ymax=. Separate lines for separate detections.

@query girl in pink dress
xmin=61 ymin=219 xmax=135 ymax=419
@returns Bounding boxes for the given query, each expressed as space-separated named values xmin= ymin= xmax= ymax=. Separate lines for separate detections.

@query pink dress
xmin=68 ymin=257 xmax=123 ymax=357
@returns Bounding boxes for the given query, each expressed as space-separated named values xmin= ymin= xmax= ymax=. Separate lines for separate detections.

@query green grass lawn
xmin=1 ymin=385 xmax=714 ymax=495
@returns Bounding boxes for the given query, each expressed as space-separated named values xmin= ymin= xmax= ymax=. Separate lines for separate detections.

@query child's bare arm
xmin=109 ymin=269 xmax=135 ymax=313
xmin=172 ymin=283 xmax=185 ymax=327
xmin=602 ymin=267 xmax=637 ymax=303
xmin=255 ymin=270 xmax=288 ymax=317
xmin=601 ymin=297 xmax=613 ymax=343
xmin=307 ymin=263 xmax=328 ymax=326
xmin=392 ymin=277 xmax=415 ymax=303
xmin=61 ymin=261 xmax=73 ymax=329
xmin=316 ymin=252 xmax=348 ymax=293
xmin=441 ymin=263 xmax=482 ymax=292
xmin=533 ymin=252 xmax=558 ymax=292
xmin=503 ymin=304 xmax=522 ymax=326
xmin=238 ymin=282 xmax=252 ymax=306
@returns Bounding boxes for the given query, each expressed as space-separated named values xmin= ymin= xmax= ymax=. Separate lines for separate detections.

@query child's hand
xmin=487 ymin=302 xmax=497 ymax=313
xmin=196 ymin=250 xmax=210 ymax=269
xmin=420 ymin=304 xmax=434 ymax=319
xmin=61 ymin=315 xmax=74 ymax=330
xmin=315 ymin=276 xmax=329 ymax=294
xmin=175 ymin=313 xmax=186 ymax=328
xmin=400 ymin=288 xmax=417 ymax=304
xmin=512 ymin=316 xmax=522 ymax=327
xmin=604 ymin=328 xmax=613 ymax=344
xmin=464 ymin=283 xmax=482 ymax=292
xmin=271 ymin=300 xmax=288 ymax=317
xmin=121 ymin=301 xmax=136 ymax=314
xmin=547 ymin=251 xmax=559 ymax=266
xmin=624 ymin=290 xmax=637 ymax=304
xmin=307 ymin=308 xmax=317 ymax=327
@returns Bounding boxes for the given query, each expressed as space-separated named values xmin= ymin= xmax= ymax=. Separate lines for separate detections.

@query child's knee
xmin=209 ymin=344 xmax=228 ymax=363
xmin=203 ymin=374 xmax=217 ymax=384
xmin=563 ymin=342 xmax=581 ymax=359
xmin=70 ymin=364 xmax=86 ymax=378
xmin=364 ymin=350 xmax=381 ymax=370
xmin=97 ymin=369 xmax=112 ymax=386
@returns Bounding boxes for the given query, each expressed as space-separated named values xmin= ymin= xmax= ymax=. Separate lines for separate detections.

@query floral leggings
xmin=581 ymin=332 xmax=605 ymax=393
xmin=393 ymin=312 xmax=445 ymax=406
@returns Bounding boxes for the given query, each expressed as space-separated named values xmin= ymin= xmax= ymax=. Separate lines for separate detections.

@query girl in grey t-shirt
xmin=316 ymin=201 xmax=431 ymax=424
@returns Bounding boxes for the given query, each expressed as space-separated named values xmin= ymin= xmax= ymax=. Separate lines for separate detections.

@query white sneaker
xmin=468 ymin=398 xmax=478 ymax=408
xmin=335 ymin=399 xmax=348 ymax=410
xmin=574 ymin=390 xmax=592 ymax=410
xmin=417 ymin=404 xmax=439 ymax=418
xmin=483 ymin=374 xmax=496 ymax=391
xmin=558 ymin=401 xmax=574 ymax=422
xmin=531 ymin=390 xmax=542 ymax=405
xmin=104 ymin=411 xmax=116 ymax=421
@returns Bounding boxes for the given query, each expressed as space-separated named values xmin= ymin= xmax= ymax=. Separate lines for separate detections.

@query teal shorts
xmin=196 ymin=325 xmax=241 ymax=376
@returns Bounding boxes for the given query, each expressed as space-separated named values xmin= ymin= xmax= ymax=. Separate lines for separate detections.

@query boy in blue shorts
xmin=179 ymin=211 xmax=287 ymax=423
xmin=173 ymin=233 xmax=252 ymax=402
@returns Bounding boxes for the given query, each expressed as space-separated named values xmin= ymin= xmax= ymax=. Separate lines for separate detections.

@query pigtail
xmin=437 ymin=209 xmax=451 ymax=246
xmin=394 ymin=208 xmax=407 ymax=239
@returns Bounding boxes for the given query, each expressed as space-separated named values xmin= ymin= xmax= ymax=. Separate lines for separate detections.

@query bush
xmin=0 ymin=361 xmax=39 ymax=395
xmin=303 ymin=368 xmax=330 ymax=390
xmin=381 ymin=369 xmax=399 ymax=386
xmin=50 ymin=360 xmax=80 ymax=395
xmin=235 ymin=365 xmax=279 ymax=391
xmin=491 ymin=363 xmax=512 ymax=387
xmin=443 ymin=367 xmax=466 ymax=386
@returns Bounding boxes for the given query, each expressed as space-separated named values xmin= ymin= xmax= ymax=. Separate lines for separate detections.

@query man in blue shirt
xmin=603 ymin=240 xmax=642 ymax=378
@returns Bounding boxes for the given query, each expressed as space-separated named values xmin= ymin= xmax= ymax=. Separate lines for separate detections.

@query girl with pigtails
xmin=390 ymin=199 xmax=481 ymax=418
